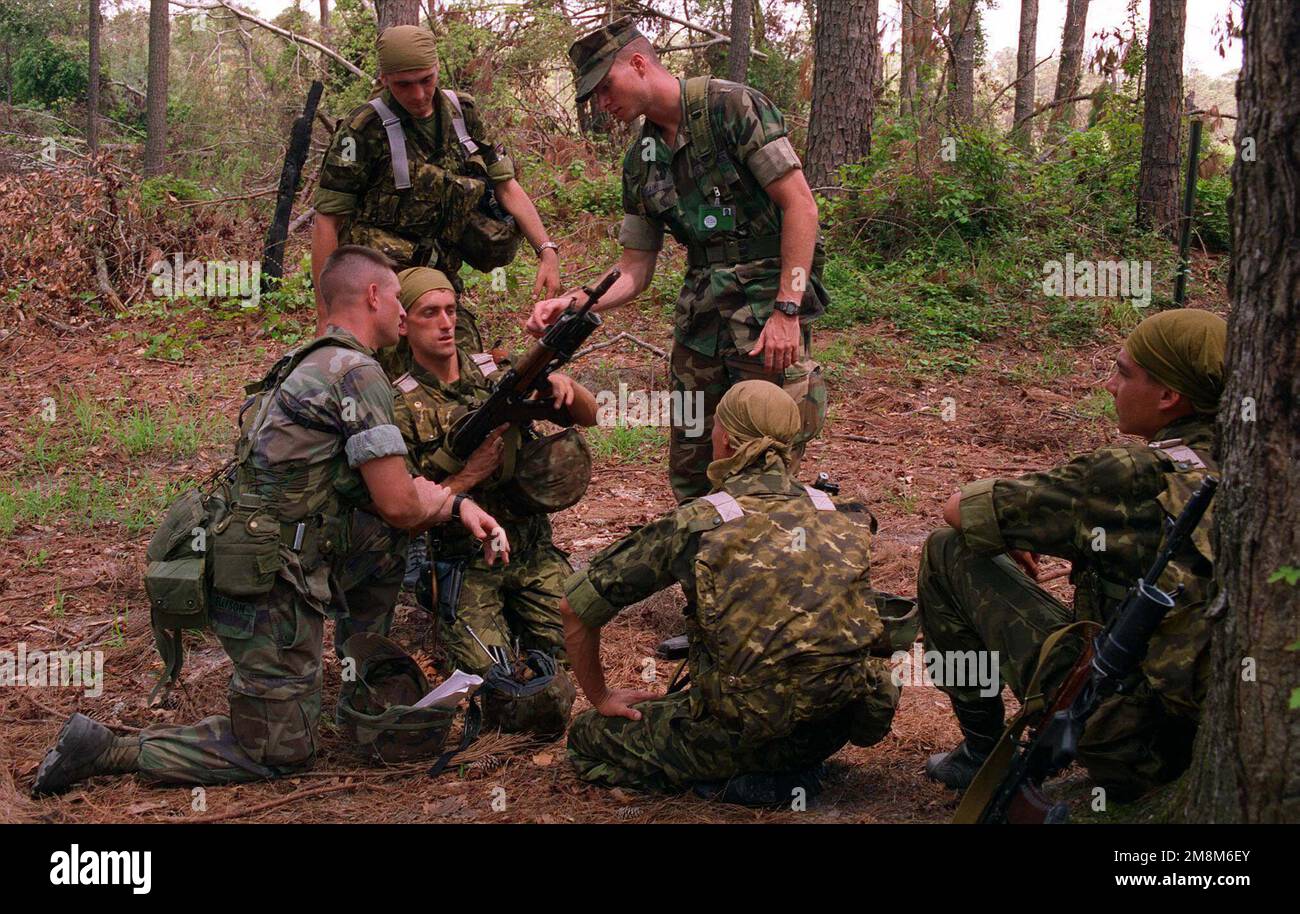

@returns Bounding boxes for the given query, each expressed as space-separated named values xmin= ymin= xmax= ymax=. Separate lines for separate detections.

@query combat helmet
xmin=500 ymin=427 xmax=592 ymax=515
xmin=481 ymin=650 xmax=576 ymax=740
xmin=337 ymin=633 xmax=456 ymax=762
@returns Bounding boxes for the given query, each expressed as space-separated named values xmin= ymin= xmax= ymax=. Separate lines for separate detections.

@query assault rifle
xmin=433 ymin=269 xmax=619 ymax=477
xmin=956 ymin=475 xmax=1218 ymax=824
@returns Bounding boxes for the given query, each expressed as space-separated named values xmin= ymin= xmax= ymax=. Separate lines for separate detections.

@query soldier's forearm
xmin=776 ymin=196 xmax=818 ymax=302
xmin=495 ymin=178 xmax=552 ymax=252
xmin=561 ymin=598 xmax=610 ymax=706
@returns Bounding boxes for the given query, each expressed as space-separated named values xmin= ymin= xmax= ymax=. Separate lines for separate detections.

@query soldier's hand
xmin=1008 ymin=549 xmax=1040 ymax=581
xmin=459 ymin=501 xmax=511 ymax=566
xmin=750 ymin=311 xmax=800 ymax=374
xmin=526 ymin=296 xmax=572 ymax=338
xmin=532 ymin=253 xmax=562 ymax=300
xmin=595 ymin=687 xmax=660 ymax=721
xmin=543 ymin=372 xmax=577 ymax=410
xmin=463 ymin=425 xmax=508 ymax=485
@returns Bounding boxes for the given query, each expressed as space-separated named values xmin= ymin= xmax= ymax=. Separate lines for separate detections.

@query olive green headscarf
xmin=378 ymin=25 xmax=439 ymax=76
xmin=397 ymin=267 xmax=455 ymax=310
xmin=1122 ymin=308 xmax=1227 ymax=413
xmin=706 ymin=380 xmax=801 ymax=489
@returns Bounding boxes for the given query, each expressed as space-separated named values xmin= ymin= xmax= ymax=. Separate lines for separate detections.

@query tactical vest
xmin=635 ymin=77 xmax=818 ymax=271
xmin=341 ymin=91 xmax=485 ymax=274
xmin=143 ymin=334 xmax=378 ymax=695
xmin=688 ymin=485 xmax=882 ymax=745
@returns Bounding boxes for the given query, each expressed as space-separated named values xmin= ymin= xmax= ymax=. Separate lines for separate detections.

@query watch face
xmin=775 ymin=300 xmax=799 ymax=316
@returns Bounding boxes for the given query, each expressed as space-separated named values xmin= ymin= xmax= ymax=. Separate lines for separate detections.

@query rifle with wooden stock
xmin=955 ymin=475 xmax=1219 ymax=824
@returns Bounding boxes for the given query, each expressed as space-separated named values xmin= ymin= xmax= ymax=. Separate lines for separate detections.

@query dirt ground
xmin=0 ymin=257 xmax=1227 ymax=824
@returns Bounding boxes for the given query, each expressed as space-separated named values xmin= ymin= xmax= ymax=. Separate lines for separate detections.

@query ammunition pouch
xmin=209 ymin=495 xmax=282 ymax=598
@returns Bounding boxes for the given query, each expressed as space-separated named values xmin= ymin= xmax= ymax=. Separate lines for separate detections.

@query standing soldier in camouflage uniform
xmin=528 ymin=18 xmax=828 ymax=504
xmin=391 ymin=267 xmax=595 ymax=725
xmin=919 ymin=309 xmax=1225 ymax=799
xmin=31 ymin=247 xmax=509 ymax=794
xmin=561 ymin=381 xmax=898 ymax=805
xmin=312 ymin=24 xmax=563 ymax=343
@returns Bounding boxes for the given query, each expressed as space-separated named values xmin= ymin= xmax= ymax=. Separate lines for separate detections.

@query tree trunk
xmin=947 ymin=0 xmax=977 ymax=123
xmin=806 ymin=0 xmax=878 ymax=189
xmin=88 ymin=0 xmax=101 ymax=159
xmin=914 ymin=0 xmax=935 ymax=106
xmin=143 ymin=0 xmax=169 ymax=176
xmin=1011 ymin=0 xmax=1039 ymax=148
xmin=727 ymin=0 xmax=753 ymax=83
xmin=900 ymin=0 xmax=916 ymax=118
xmin=1136 ymin=0 xmax=1186 ymax=235
xmin=1049 ymin=0 xmax=1089 ymax=134
xmin=377 ymin=0 xmax=421 ymax=34
xmin=1178 ymin=0 xmax=1300 ymax=825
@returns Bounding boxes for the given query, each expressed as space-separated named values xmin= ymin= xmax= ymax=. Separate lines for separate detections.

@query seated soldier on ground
xmin=919 ymin=308 xmax=1225 ymax=799
xmin=31 ymin=246 xmax=507 ymax=795
xmin=560 ymin=380 xmax=900 ymax=806
xmin=391 ymin=267 xmax=597 ymax=736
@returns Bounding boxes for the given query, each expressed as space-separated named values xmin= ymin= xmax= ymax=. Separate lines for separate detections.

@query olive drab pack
xmin=690 ymin=486 xmax=884 ymax=745
xmin=481 ymin=650 xmax=576 ymax=739
xmin=143 ymin=334 xmax=371 ymax=697
xmin=442 ymin=91 xmax=522 ymax=272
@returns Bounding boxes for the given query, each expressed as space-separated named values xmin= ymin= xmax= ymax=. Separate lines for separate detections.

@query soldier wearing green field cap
xmin=918 ymin=308 xmax=1226 ymax=799
xmin=526 ymin=17 xmax=828 ymax=504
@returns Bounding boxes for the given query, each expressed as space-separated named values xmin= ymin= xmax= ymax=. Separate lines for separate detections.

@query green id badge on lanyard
xmin=698 ymin=205 xmax=735 ymax=233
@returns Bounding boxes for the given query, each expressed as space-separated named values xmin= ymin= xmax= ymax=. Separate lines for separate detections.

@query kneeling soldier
xmin=561 ymin=380 xmax=899 ymax=805
xmin=919 ymin=309 xmax=1224 ymax=799
xmin=31 ymin=247 xmax=507 ymax=794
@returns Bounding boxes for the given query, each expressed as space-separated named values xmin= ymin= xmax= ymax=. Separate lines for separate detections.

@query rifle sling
xmin=952 ymin=620 xmax=1101 ymax=824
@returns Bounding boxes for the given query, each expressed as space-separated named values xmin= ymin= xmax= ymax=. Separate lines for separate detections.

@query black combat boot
xmin=925 ymin=698 xmax=1005 ymax=790
xmin=693 ymin=764 xmax=826 ymax=808
xmin=31 ymin=713 xmax=139 ymax=796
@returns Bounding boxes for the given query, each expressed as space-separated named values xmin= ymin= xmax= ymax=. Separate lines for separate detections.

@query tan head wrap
xmin=378 ymin=25 xmax=439 ymax=76
xmin=1122 ymin=309 xmax=1227 ymax=413
xmin=706 ymin=380 xmax=801 ymax=489
xmin=397 ymin=267 xmax=455 ymax=309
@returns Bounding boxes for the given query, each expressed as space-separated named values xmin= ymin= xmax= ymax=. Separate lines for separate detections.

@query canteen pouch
xmin=209 ymin=497 xmax=281 ymax=597
xmin=144 ymin=488 xmax=211 ymax=628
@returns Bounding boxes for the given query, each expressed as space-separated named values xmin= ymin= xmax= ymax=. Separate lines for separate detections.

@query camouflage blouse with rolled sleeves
xmin=315 ymin=89 xmax=514 ymax=218
xmin=618 ymin=78 xmax=825 ymax=358
xmin=956 ymin=414 xmax=1217 ymax=714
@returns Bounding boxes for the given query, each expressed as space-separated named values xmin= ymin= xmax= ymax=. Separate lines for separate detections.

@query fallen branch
xmin=168 ymin=0 xmax=368 ymax=80
xmin=183 ymin=780 xmax=363 ymax=824
xmin=632 ymin=2 xmax=768 ymax=60
xmin=574 ymin=331 xmax=668 ymax=361
xmin=93 ymin=247 xmax=124 ymax=311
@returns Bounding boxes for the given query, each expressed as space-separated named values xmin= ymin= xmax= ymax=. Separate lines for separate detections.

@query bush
xmin=1194 ymin=174 xmax=1231 ymax=252
xmin=13 ymin=39 xmax=87 ymax=107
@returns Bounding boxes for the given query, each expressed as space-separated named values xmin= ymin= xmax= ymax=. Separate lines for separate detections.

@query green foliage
xmin=1268 ymin=567 xmax=1300 ymax=587
xmin=1194 ymin=174 xmax=1231 ymax=252
xmin=12 ymin=38 xmax=87 ymax=107
xmin=139 ymin=175 xmax=210 ymax=212
xmin=586 ymin=425 xmax=666 ymax=463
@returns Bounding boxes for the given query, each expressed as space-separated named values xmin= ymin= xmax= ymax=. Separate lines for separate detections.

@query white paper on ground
xmin=413 ymin=669 xmax=484 ymax=709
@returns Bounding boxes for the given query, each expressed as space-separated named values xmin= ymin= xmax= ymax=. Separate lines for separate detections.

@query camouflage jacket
xmin=565 ymin=456 xmax=884 ymax=736
xmin=314 ymin=88 xmax=514 ymax=283
xmin=957 ymin=414 xmax=1218 ymax=716
xmin=238 ymin=326 xmax=408 ymax=605
xmin=390 ymin=348 xmax=557 ymax=554
xmin=619 ymin=77 xmax=828 ymax=358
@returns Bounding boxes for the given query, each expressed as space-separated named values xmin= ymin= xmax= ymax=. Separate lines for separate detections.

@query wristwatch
xmin=536 ymin=241 xmax=560 ymax=257
xmin=773 ymin=299 xmax=800 ymax=317
xmin=452 ymin=494 xmax=467 ymax=519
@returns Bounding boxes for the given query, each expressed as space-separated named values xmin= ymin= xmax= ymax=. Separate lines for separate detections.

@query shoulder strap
xmin=702 ymin=490 xmax=745 ymax=522
xmin=684 ymin=76 xmax=733 ymax=206
xmin=442 ymin=89 xmax=480 ymax=159
xmin=368 ymin=96 xmax=412 ymax=190
xmin=803 ymin=484 xmax=837 ymax=512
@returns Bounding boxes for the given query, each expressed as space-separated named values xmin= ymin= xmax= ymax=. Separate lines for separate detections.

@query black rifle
xmin=432 ymin=269 xmax=619 ymax=476
xmin=957 ymin=475 xmax=1218 ymax=824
